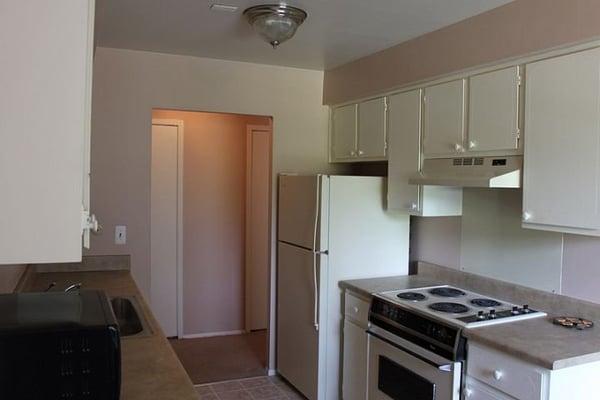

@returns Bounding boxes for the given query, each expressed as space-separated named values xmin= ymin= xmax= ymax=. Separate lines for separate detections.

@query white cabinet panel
xmin=0 ymin=0 xmax=94 ymax=264
xmin=465 ymin=378 xmax=517 ymax=400
xmin=344 ymin=292 xmax=370 ymax=326
xmin=331 ymin=104 xmax=357 ymax=161
xmin=468 ymin=67 xmax=521 ymax=153
xmin=388 ymin=90 xmax=463 ymax=216
xmin=523 ymin=48 xmax=600 ymax=234
xmin=423 ymin=79 xmax=466 ymax=157
xmin=388 ymin=90 xmax=421 ymax=212
xmin=358 ymin=97 xmax=387 ymax=159
xmin=468 ymin=343 xmax=547 ymax=400
xmin=342 ymin=319 xmax=368 ymax=400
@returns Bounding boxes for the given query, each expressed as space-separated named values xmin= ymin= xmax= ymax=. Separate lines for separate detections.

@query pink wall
xmin=152 ymin=110 xmax=270 ymax=335
xmin=323 ymin=0 xmax=600 ymax=104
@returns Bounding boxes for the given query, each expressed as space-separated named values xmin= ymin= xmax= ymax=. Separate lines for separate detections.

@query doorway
xmin=149 ymin=109 xmax=272 ymax=384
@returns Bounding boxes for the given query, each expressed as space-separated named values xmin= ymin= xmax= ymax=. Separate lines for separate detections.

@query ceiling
xmin=95 ymin=0 xmax=514 ymax=71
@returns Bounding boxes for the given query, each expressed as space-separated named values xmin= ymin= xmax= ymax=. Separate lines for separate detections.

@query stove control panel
xmin=459 ymin=305 xmax=541 ymax=324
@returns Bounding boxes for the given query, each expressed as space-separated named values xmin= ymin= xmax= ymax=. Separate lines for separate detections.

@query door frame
xmin=150 ymin=119 xmax=184 ymax=338
xmin=245 ymin=124 xmax=273 ymax=335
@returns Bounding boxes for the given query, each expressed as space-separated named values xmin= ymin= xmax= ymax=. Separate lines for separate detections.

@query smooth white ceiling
xmin=95 ymin=0 xmax=514 ymax=70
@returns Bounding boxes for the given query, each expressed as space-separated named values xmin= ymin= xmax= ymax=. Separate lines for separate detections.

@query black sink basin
xmin=110 ymin=297 xmax=144 ymax=336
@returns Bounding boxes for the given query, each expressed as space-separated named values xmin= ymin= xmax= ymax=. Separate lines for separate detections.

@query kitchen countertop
xmin=341 ymin=265 xmax=600 ymax=370
xmin=20 ymin=270 xmax=198 ymax=400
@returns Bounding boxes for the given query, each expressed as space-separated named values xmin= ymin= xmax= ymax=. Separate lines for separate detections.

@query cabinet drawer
xmin=465 ymin=377 xmax=516 ymax=400
xmin=467 ymin=343 xmax=547 ymax=400
xmin=344 ymin=292 xmax=370 ymax=326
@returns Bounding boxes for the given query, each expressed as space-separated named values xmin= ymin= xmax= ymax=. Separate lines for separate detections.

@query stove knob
xmin=477 ymin=311 xmax=486 ymax=320
xmin=489 ymin=309 xmax=497 ymax=319
xmin=522 ymin=304 xmax=530 ymax=313
xmin=511 ymin=306 xmax=520 ymax=315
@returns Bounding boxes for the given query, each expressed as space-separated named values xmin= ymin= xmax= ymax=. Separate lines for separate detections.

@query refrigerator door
xmin=278 ymin=175 xmax=328 ymax=251
xmin=277 ymin=241 xmax=324 ymax=400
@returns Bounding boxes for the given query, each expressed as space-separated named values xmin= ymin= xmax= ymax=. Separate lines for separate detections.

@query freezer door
xmin=277 ymin=242 xmax=321 ymax=400
xmin=278 ymin=175 xmax=327 ymax=251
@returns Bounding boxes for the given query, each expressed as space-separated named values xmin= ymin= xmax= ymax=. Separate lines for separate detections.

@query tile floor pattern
xmin=195 ymin=375 xmax=306 ymax=400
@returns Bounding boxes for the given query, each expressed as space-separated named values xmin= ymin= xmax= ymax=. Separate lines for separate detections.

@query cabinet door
xmin=331 ymin=104 xmax=357 ymax=161
xmin=523 ymin=48 xmax=600 ymax=232
xmin=342 ymin=320 xmax=368 ymax=400
xmin=358 ymin=97 xmax=387 ymax=159
xmin=0 ymin=0 xmax=94 ymax=264
xmin=423 ymin=79 xmax=466 ymax=157
xmin=468 ymin=67 xmax=521 ymax=152
xmin=388 ymin=90 xmax=421 ymax=212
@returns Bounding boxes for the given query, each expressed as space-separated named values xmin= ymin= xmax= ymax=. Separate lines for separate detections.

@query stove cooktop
xmin=376 ymin=285 xmax=546 ymax=328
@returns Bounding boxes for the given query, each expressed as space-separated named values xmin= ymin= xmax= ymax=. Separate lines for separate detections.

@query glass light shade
xmin=244 ymin=5 xmax=307 ymax=48
xmin=252 ymin=14 xmax=298 ymax=48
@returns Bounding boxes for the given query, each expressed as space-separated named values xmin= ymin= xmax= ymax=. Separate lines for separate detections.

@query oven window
xmin=378 ymin=356 xmax=435 ymax=400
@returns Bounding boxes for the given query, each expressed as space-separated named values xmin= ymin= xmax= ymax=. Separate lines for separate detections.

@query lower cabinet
xmin=465 ymin=377 xmax=517 ymax=400
xmin=342 ymin=292 xmax=369 ymax=400
xmin=467 ymin=342 xmax=600 ymax=400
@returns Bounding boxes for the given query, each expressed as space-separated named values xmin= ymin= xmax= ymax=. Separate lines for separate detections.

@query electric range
xmin=376 ymin=285 xmax=546 ymax=329
xmin=366 ymin=285 xmax=546 ymax=400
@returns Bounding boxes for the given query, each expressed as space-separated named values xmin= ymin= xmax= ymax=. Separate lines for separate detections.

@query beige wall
xmin=88 ymin=48 xmax=343 ymax=366
xmin=152 ymin=110 xmax=270 ymax=335
xmin=323 ymin=0 xmax=600 ymax=104
xmin=411 ymin=214 xmax=600 ymax=304
xmin=0 ymin=265 xmax=25 ymax=293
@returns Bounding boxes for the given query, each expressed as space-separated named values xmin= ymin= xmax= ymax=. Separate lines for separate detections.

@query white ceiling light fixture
xmin=243 ymin=4 xmax=307 ymax=49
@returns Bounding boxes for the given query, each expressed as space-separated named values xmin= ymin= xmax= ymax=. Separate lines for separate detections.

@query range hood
xmin=409 ymin=156 xmax=522 ymax=188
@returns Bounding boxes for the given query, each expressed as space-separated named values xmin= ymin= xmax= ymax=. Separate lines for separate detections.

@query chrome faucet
xmin=64 ymin=283 xmax=82 ymax=293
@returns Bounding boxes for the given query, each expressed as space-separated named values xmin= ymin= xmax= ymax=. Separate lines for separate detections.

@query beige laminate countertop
xmin=20 ymin=270 xmax=198 ymax=400
xmin=341 ymin=272 xmax=600 ymax=370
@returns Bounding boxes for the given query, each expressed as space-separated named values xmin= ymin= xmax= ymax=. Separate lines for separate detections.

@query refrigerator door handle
xmin=312 ymin=175 xmax=322 ymax=331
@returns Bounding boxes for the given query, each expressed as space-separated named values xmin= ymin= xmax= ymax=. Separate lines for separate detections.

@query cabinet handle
xmin=353 ymin=306 xmax=359 ymax=314
xmin=410 ymin=203 xmax=418 ymax=211
xmin=468 ymin=140 xmax=477 ymax=150
xmin=454 ymin=143 xmax=464 ymax=152
xmin=350 ymin=150 xmax=357 ymax=157
xmin=464 ymin=388 xmax=473 ymax=398
xmin=493 ymin=370 xmax=504 ymax=381
xmin=523 ymin=211 xmax=533 ymax=222
xmin=358 ymin=150 xmax=364 ymax=156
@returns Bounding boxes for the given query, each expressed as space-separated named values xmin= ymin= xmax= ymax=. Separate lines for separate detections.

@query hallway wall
xmin=153 ymin=110 xmax=270 ymax=335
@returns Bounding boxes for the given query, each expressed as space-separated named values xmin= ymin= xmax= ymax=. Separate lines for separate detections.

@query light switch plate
xmin=115 ymin=225 xmax=126 ymax=245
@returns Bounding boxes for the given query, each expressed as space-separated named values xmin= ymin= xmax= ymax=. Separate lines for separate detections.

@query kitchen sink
xmin=110 ymin=296 xmax=152 ymax=338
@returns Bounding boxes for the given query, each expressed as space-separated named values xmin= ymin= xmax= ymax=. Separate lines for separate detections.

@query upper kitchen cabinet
xmin=523 ymin=47 xmax=600 ymax=236
xmin=330 ymin=97 xmax=388 ymax=162
xmin=387 ymin=90 xmax=462 ymax=216
xmin=468 ymin=66 xmax=522 ymax=153
xmin=0 ymin=0 xmax=96 ymax=264
xmin=331 ymin=104 xmax=358 ymax=161
xmin=357 ymin=97 xmax=387 ymax=160
xmin=423 ymin=79 xmax=467 ymax=158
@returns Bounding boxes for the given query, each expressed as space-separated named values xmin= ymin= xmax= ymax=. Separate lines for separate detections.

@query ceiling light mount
xmin=243 ymin=4 xmax=307 ymax=49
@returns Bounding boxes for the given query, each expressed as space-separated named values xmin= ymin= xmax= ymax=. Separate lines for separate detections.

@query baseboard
xmin=181 ymin=330 xmax=245 ymax=339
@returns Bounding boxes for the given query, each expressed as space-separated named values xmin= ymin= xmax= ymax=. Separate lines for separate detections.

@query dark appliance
xmin=0 ymin=290 xmax=121 ymax=399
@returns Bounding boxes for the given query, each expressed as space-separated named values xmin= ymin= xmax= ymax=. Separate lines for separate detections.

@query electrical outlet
xmin=115 ymin=225 xmax=126 ymax=245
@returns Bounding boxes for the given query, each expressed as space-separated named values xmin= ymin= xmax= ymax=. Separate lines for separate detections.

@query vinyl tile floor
xmin=170 ymin=331 xmax=268 ymax=384
xmin=195 ymin=375 xmax=306 ymax=400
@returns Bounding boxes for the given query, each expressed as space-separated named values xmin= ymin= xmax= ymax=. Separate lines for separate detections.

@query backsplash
xmin=410 ymin=188 xmax=600 ymax=304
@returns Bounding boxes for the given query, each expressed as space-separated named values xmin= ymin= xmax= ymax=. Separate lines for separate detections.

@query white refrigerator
xmin=277 ymin=174 xmax=410 ymax=400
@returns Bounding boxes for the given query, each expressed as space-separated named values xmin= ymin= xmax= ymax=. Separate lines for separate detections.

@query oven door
xmin=367 ymin=327 xmax=462 ymax=400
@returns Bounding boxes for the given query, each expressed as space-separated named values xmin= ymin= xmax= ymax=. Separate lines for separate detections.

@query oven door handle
xmin=367 ymin=329 xmax=455 ymax=372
